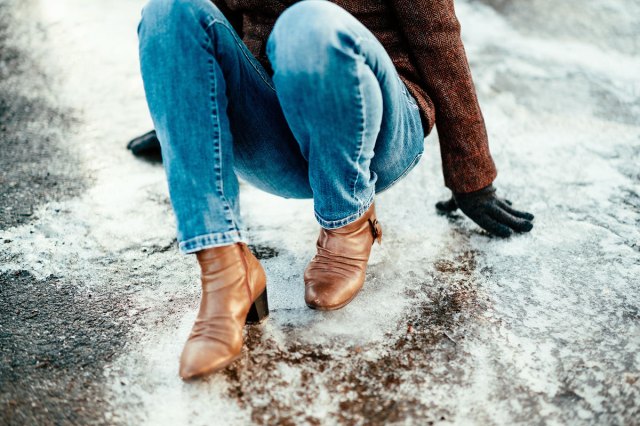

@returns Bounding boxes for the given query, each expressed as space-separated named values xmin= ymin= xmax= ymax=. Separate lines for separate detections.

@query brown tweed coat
xmin=212 ymin=0 xmax=497 ymax=193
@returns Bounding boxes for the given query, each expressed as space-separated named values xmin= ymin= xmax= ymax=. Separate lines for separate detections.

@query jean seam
xmin=206 ymin=41 xmax=240 ymax=230
xmin=204 ymin=19 xmax=276 ymax=92
xmin=351 ymin=35 xmax=367 ymax=210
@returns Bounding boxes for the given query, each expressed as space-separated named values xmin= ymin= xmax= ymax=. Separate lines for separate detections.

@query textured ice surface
xmin=1 ymin=0 xmax=638 ymax=424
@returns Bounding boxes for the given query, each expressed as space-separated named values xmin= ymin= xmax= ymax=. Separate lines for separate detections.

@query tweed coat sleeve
xmin=388 ymin=0 xmax=497 ymax=193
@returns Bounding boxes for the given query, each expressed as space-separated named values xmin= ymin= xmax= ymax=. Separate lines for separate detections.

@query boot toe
xmin=179 ymin=339 xmax=239 ymax=380
xmin=304 ymin=275 xmax=362 ymax=310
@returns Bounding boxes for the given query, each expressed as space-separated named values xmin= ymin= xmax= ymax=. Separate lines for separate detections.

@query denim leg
xmin=138 ymin=0 xmax=311 ymax=253
xmin=266 ymin=0 xmax=424 ymax=229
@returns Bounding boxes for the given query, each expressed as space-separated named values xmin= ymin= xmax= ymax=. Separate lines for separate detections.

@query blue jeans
xmin=138 ymin=0 xmax=425 ymax=254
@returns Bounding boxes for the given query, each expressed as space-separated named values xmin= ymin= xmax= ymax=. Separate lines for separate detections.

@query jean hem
xmin=179 ymin=229 xmax=247 ymax=254
xmin=314 ymin=191 xmax=375 ymax=229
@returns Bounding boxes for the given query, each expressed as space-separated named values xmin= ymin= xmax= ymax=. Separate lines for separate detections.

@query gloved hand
xmin=436 ymin=184 xmax=534 ymax=237
xmin=127 ymin=130 xmax=162 ymax=160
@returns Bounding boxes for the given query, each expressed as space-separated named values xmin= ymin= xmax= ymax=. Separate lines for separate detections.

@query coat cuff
xmin=442 ymin=152 xmax=498 ymax=194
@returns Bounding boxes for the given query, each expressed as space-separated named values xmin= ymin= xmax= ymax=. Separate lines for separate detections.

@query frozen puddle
xmin=1 ymin=0 xmax=638 ymax=424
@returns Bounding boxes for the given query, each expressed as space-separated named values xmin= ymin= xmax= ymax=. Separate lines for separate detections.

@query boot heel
xmin=246 ymin=288 xmax=269 ymax=324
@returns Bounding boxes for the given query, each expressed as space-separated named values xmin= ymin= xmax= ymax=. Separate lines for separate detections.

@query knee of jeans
xmin=267 ymin=0 xmax=357 ymax=75
xmin=138 ymin=0 xmax=215 ymax=38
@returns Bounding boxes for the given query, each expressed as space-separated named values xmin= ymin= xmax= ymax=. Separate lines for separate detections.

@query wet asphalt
xmin=0 ymin=0 xmax=85 ymax=230
xmin=0 ymin=1 xmax=123 ymax=424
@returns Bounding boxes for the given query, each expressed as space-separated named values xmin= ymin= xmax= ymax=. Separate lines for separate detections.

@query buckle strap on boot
xmin=368 ymin=218 xmax=382 ymax=245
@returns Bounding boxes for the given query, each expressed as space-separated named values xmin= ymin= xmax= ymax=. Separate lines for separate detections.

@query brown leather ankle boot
xmin=304 ymin=203 xmax=382 ymax=311
xmin=179 ymin=242 xmax=268 ymax=380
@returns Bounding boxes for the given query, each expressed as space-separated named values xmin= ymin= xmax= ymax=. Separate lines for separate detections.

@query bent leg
xmin=138 ymin=0 xmax=310 ymax=253
xmin=266 ymin=0 xmax=424 ymax=229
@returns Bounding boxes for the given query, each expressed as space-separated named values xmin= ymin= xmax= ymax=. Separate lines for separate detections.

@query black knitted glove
xmin=436 ymin=184 xmax=534 ymax=237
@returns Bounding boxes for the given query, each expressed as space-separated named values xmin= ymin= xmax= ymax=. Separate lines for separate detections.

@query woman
xmin=137 ymin=0 xmax=534 ymax=380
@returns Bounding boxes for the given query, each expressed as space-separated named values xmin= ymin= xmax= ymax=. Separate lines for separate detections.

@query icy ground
xmin=1 ymin=0 xmax=639 ymax=424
